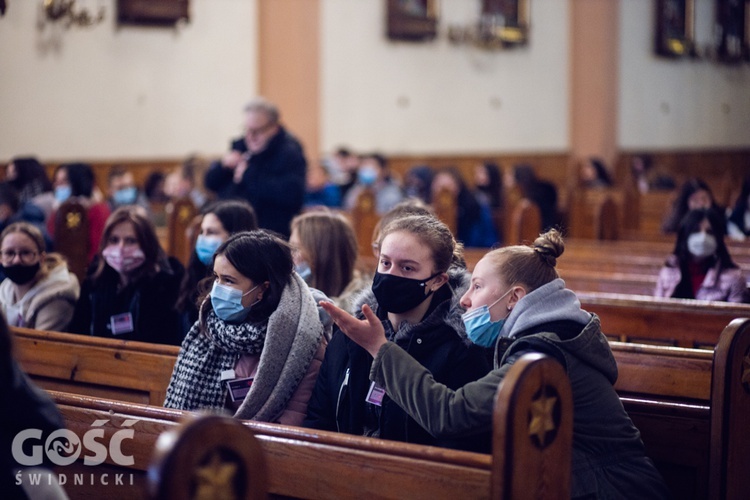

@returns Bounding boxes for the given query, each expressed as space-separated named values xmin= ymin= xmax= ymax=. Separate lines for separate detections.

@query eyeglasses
xmin=1 ymin=249 xmax=38 ymax=263
xmin=246 ymin=122 xmax=275 ymax=138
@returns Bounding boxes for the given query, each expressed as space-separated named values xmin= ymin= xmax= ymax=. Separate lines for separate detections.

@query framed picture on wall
xmin=478 ymin=0 xmax=530 ymax=46
xmin=715 ymin=0 xmax=750 ymax=63
xmin=118 ymin=0 xmax=189 ymax=26
xmin=654 ymin=0 xmax=696 ymax=57
xmin=386 ymin=0 xmax=438 ymax=41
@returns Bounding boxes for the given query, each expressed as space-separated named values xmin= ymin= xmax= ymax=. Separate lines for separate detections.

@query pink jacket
xmin=654 ymin=255 xmax=748 ymax=303
xmin=233 ymin=337 xmax=328 ymax=426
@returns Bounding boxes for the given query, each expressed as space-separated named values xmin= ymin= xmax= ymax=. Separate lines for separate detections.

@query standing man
xmin=205 ymin=97 xmax=307 ymax=238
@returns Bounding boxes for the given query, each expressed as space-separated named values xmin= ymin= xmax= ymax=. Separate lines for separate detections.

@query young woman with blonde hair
xmin=322 ymin=228 xmax=669 ymax=498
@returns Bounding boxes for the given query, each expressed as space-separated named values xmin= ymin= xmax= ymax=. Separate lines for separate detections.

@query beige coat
xmin=0 ymin=263 xmax=80 ymax=331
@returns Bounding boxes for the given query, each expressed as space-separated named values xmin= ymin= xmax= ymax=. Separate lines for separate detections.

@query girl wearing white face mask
xmin=321 ymin=229 xmax=669 ymax=499
xmin=165 ymin=230 xmax=328 ymax=426
xmin=655 ymin=208 xmax=748 ymax=302
xmin=67 ymin=207 xmax=185 ymax=344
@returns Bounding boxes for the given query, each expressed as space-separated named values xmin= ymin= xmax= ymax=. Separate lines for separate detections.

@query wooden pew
xmin=508 ymin=198 xmax=541 ymax=245
xmin=432 ymin=186 xmax=458 ymax=236
xmin=165 ymin=196 xmax=199 ymax=266
xmin=53 ymin=199 xmax=90 ymax=283
xmin=609 ymin=317 xmax=750 ymax=499
xmin=149 ymin=414 xmax=269 ymax=499
xmin=14 ymin=315 xmax=749 ymax=499
xmin=50 ymin=353 xmax=573 ymax=500
xmin=578 ymin=292 xmax=750 ymax=347
xmin=349 ymin=187 xmax=379 ymax=258
xmin=12 ymin=327 xmax=178 ymax=406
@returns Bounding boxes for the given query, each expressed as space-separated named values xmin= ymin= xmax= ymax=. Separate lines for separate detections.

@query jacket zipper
xmin=335 ymin=367 xmax=350 ymax=433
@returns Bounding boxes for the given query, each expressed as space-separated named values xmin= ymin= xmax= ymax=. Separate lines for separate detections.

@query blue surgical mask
xmin=113 ymin=186 xmax=138 ymax=206
xmin=55 ymin=185 xmax=72 ymax=203
xmin=358 ymin=166 xmax=378 ymax=186
xmin=295 ymin=262 xmax=312 ymax=283
xmin=210 ymin=281 xmax=259 ymax=323
xmin=195 ymin=235 xmax=223 ymax=266
xmin=461 ymin=288 xmax=513 ymax=348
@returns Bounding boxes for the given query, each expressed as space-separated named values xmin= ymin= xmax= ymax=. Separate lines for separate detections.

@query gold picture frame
xmin=386 ymin=0 xmax=438 ymax=41
xmin=655 ymin=0 xmax=696 ymax=57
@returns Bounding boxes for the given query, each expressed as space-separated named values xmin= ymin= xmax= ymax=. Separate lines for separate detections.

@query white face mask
xmin=687 ymin=232 xmax=717 ymax=258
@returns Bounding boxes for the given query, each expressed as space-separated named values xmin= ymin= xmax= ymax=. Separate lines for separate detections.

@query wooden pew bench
xmin=48 ymin=354 xmax=573 ymax=500
xmin=12 ymin=327 xmax=179 ymax=406
xmin=578 ymin=292 xmax=750 ymax=347
xmin=609 ymin=317 xmax=750 ymax=499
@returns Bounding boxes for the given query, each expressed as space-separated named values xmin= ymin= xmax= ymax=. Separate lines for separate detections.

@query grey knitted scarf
xmin=164 ymin=273 xmax=323 ymax=422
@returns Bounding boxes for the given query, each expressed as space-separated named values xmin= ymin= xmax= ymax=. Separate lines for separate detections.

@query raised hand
xmin=319 ymin=302 xmax=387 ymax=358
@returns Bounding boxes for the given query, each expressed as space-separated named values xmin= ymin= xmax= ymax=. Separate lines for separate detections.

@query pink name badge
xmin=226 ymin=377 xmax=254 ymax=402
xmin=109 ymin=313 xmax=134 ymax=336
xmin=365 ymin=381 xmax=386 ymax=406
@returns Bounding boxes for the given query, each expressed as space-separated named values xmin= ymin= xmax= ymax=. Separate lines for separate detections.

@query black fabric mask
xmin=3 ymin=262 xmax=40 ymax=285
xmin=371 ymin=271 xmax=440 ymax=314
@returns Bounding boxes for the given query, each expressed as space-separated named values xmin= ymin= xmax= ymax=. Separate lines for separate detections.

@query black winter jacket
xmin=304 ymin=269 xmax=492 ymax=453
xmin=67 ymin=257 xmax=184 ymax=346
xmin=204 ymin=127 xmax=306 ymax=238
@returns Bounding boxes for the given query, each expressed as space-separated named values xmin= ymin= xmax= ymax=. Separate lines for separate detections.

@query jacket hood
xmin=350 ymin=265 xmax=472 ymax=342
xmin=502 ymin=279 xmax=617 ymax=383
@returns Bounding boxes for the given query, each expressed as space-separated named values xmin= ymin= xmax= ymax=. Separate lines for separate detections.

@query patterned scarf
xmin=164 ymin=273 xmax=323 ymax=422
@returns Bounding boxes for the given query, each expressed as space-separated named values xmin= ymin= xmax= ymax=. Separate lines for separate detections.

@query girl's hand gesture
xmin=319 ymin=302 xmax=387 ymax=358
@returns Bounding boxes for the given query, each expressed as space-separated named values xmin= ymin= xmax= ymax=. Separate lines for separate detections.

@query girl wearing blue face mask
xmin=304 ymin=214 xmax=492 ymax=453
xmin=321 ymin=228 xmax=669 ymax=499
xmin=176 ymin=200 xmax=258 ymax=338
xmin=289 ymin=210 xmax=369 ymax=313
xmin=165 ymin=230 xmax=327 ymax=426
xmin=46 ymin=163 xmax=111 ymax=264
xmin=655 ymin=208 xmax=747 ymax=302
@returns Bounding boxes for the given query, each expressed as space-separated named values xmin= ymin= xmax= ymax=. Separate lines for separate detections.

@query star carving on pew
xmin=528 ymin=391 xmax=558 ymax=448
xmin=742 ymin=353 xmax=750 ymax=393
xmin=193 ymin=451 xmax=238 ymax=500
xmin=66 ymin=212 xmax=81 ymax=229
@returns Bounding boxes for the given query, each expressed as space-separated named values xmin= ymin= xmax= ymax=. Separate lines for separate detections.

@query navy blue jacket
xmin=204 ymin=127 xmax=306 ymax=238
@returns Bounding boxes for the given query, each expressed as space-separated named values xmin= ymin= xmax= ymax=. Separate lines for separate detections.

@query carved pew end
xmin=148 ymin=414 xmax=268 ymax=500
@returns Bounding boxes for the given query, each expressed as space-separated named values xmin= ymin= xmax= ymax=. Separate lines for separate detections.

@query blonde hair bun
xmin=532 ymin=229 xmax=564 ymax=268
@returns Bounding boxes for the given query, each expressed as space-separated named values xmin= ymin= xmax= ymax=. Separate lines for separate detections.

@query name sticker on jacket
xmin=365 ymin=381 xmax=386 ymax=406
xmin=227 ymin=377 xmax=254 ymax=402
xmin=109 ymin=313 xmax=134 ymax=335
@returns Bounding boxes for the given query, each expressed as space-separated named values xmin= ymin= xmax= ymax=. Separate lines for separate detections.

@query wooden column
xmin=258 ymin=0 xmax=320 ymax=166
xmin=569 ymin=0 xmax=619 ymax=169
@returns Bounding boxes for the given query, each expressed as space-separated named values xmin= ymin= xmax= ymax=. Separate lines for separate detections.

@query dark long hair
xmin=670 ymin=208 xmax=737 ymax=299
xmin=92 ymin=206 xmax=164 ymax=285
xmin=662 ymin=178 xmax=720 ymax=234
xmin=476 ymin=161 xmax=503 ymax=208
xmin=177 ymin=200 xmax=258 ymax=313
xmin=434 ymin=167 xmax=481 ymax=245
xmin=8 ymin=157 xmax=52 ymax=199
xmin=56 ymin=163 xmax=95 ymax=198
xmin=198 ymin=230 xmax=293 ymax=328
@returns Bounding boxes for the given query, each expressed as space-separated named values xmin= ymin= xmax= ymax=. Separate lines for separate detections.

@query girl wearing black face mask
xmin=0 ymin=222 xmax=80 ymax=330
xmin=304 ymin=214 xmax=492 ymax=453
